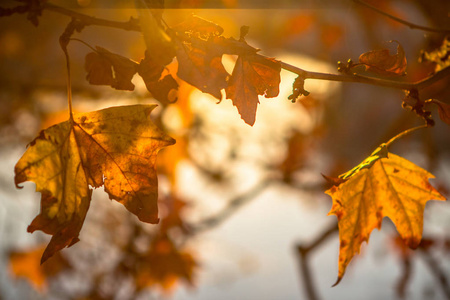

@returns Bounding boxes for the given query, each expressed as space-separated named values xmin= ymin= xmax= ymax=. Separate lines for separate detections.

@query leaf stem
xmin=61 ymin=43 xmax=74 ymax=121
xmin=352 ymin=0 xmax=450 ymax=34
xmin=385 ymin=124 xmax=429 ymax=148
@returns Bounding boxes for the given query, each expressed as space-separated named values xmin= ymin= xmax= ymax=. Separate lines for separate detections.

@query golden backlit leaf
xmin=9 ymin=245 xmax=71 ymax=291
xmin=85 ymin=46 xmax=138 ymax=91
xmin=326 ymin=153 xmax=445 ymax=285
xmin=359 ymin=41 xmax=407 ymax=76
xmin=14 ymin=105 xmax=175 ymax=263
xmin=225 ymin=54 xmax=281 ymax=126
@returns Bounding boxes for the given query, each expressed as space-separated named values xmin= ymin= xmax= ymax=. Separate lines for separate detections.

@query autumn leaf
xmin=137 ymin=51 xmax=179 ymax=104
xmin=176 ymin=42 xmax=229 ymax=99
xmin=9 ymin=245 xmax=71 ymax=291
xmin=326 ymin=152 xmax=445 ymax=285
xmin=160 ymin=196 xmax=189 ymax=233
xmin=134 ymin=234 xmax=197 ymax=292
xmin=136 ymin=0 xmax=175 ymax=67
xmin=359 ymin=40 xmax=407 ymax=76
xmin=172 ymin=14 xmax=224 ymax=38
xmin=85 ymin=46 xmax=138 ymax=91
xmin=426 ymin=99 xmax=450 ymax=126
xmin=225 ymin=54 xmax=281 ymax=126
xmin=14 ymin=105 xmax=175 ymax=263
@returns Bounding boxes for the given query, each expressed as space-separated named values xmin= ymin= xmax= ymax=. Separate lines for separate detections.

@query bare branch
xmin=352 ymin=0 xmax=450 ymax=34
xmin=42 ymin=2 xmax=140 ymax=32
xmin=31 ymin=3 xmax=450 ymax=93
xmin=279 ymin=59 xmax=450 ymax=92
xmin=419 ymin=248 xmax=450 ymax=299
xmin=296 ymin=223 xmax=338 ymax=300
xmin=189 ymin=178 xmax=273 ymax=233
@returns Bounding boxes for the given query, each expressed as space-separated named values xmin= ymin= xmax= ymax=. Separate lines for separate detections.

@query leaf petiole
xmin=385 ymin=124 xmax=429 ymax=147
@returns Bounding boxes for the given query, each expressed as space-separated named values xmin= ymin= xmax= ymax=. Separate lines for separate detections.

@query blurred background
xmin=0 ymin=0 xmax=449 ymax=299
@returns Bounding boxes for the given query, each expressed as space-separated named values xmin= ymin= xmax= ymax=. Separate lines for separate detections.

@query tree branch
xmin=352 ymin=0 xmax=450 ymax=34
xmin=419 ymin=248 xmax=450 ymax=299
xmin=42 ymin=2 xmax=140 ymax=32
xmin=189 ymin=178 xmax=273 ymax=233
xmin=279 ymin=59 xmax=450 ymax=91
xmin=33 ymin=3 xmax=450 ymax=93
xmin=296 ymin=223 xmax=339 ymax=300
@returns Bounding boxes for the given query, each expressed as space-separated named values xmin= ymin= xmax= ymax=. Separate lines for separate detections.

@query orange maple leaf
xmin=326 ymin=152 xmax=445 ymax=285
xmin=359 ymin=41 xmax=407 ymax=76
xmin=14 ymin=105 xmax=175 ymax=263
xmin=9 ymin=245 xmax=71 ymax=291
xmin=225 ymin=54 xmax=281 ymax=126
xmin=134 ymin=234 xmax=197 ymax=293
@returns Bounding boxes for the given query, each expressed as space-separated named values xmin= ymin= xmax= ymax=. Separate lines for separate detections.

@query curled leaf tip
xmin=332 ymin=276 xmax=342 ymax=287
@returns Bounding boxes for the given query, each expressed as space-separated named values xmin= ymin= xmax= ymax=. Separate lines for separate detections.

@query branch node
xmin=288 ymin=76 xmax=310 ymax=103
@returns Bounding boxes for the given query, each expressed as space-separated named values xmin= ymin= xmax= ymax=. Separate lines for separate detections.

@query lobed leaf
xmin=9 ymin=245 xmax=71 ymax=291
xmin=225 ymin=54 xmax=281 ymax=126
xmin=134 ymin=234 xmax=197 ymax=292
xmin=85 ymin=46 xmax=138 ymax=91
xmin=326 ymin=153 xmax=445 ymax=285
xmin=427 ymin=99 xmax=450 ymax=126
xmin=176 ymin=42 xmax=229 ymax=100
xmin=15 ymin=105 xmax=175 ymax=263
xmin=359 ymin=41 xmax=407 ymax=76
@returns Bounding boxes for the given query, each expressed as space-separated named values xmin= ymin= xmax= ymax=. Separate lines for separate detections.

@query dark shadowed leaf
xmin=225 ymin=54 xmax=281 ymax=126
xmin=85 ymin=46 xmax=138 ymax=91
xmin=359 ymin=41 xmax=407 ymax=76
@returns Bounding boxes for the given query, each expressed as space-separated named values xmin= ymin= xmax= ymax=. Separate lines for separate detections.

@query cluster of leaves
xmin=9 ymin=195 xmax=197 ymax=297
xmin=4 ymin=0 xmax=450 ymax=294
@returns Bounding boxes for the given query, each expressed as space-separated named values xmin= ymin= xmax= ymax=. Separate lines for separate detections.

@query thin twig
xmin=296 ymin=223 xmax=339 ymax=300
xmin=419 ymin=248 xmax=450 ymax=299
xmin=385 ymin=124 xmax=428 ymax=147
xmin=37 ymin=3 xmax=450 ymax=93
xmin=42 ymin=2 xmax=140 ymax=32
xmin=352 ymin=0 xmax=450 ymax=34
xmin=279 ymin=59 xmax=450 ymax=91
xmin=30 ymin=3 xmax=450 ymax=95
xmin=189 ymin=178 xmax=273 ymax=233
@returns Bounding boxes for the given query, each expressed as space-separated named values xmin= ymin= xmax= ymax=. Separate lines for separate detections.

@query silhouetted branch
xmin=7 ymin=2 xmax=447 ymax=94
xmin=189 ymin=178 xmax=273 ymax=233
xmin=419 ymin=248 xmax=450 ymax=299
xmin=296 ymin=223 xmax=339 ymax=300
xmin=43 ymin=2 xmax=140 ymax=32
xmin=279 ymin=59 xmax=450 ymax=92
xmin=352 ymin=0 xmax=450 ymax=34
xmin=395 ymin=255 xmax=412 ymax=299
